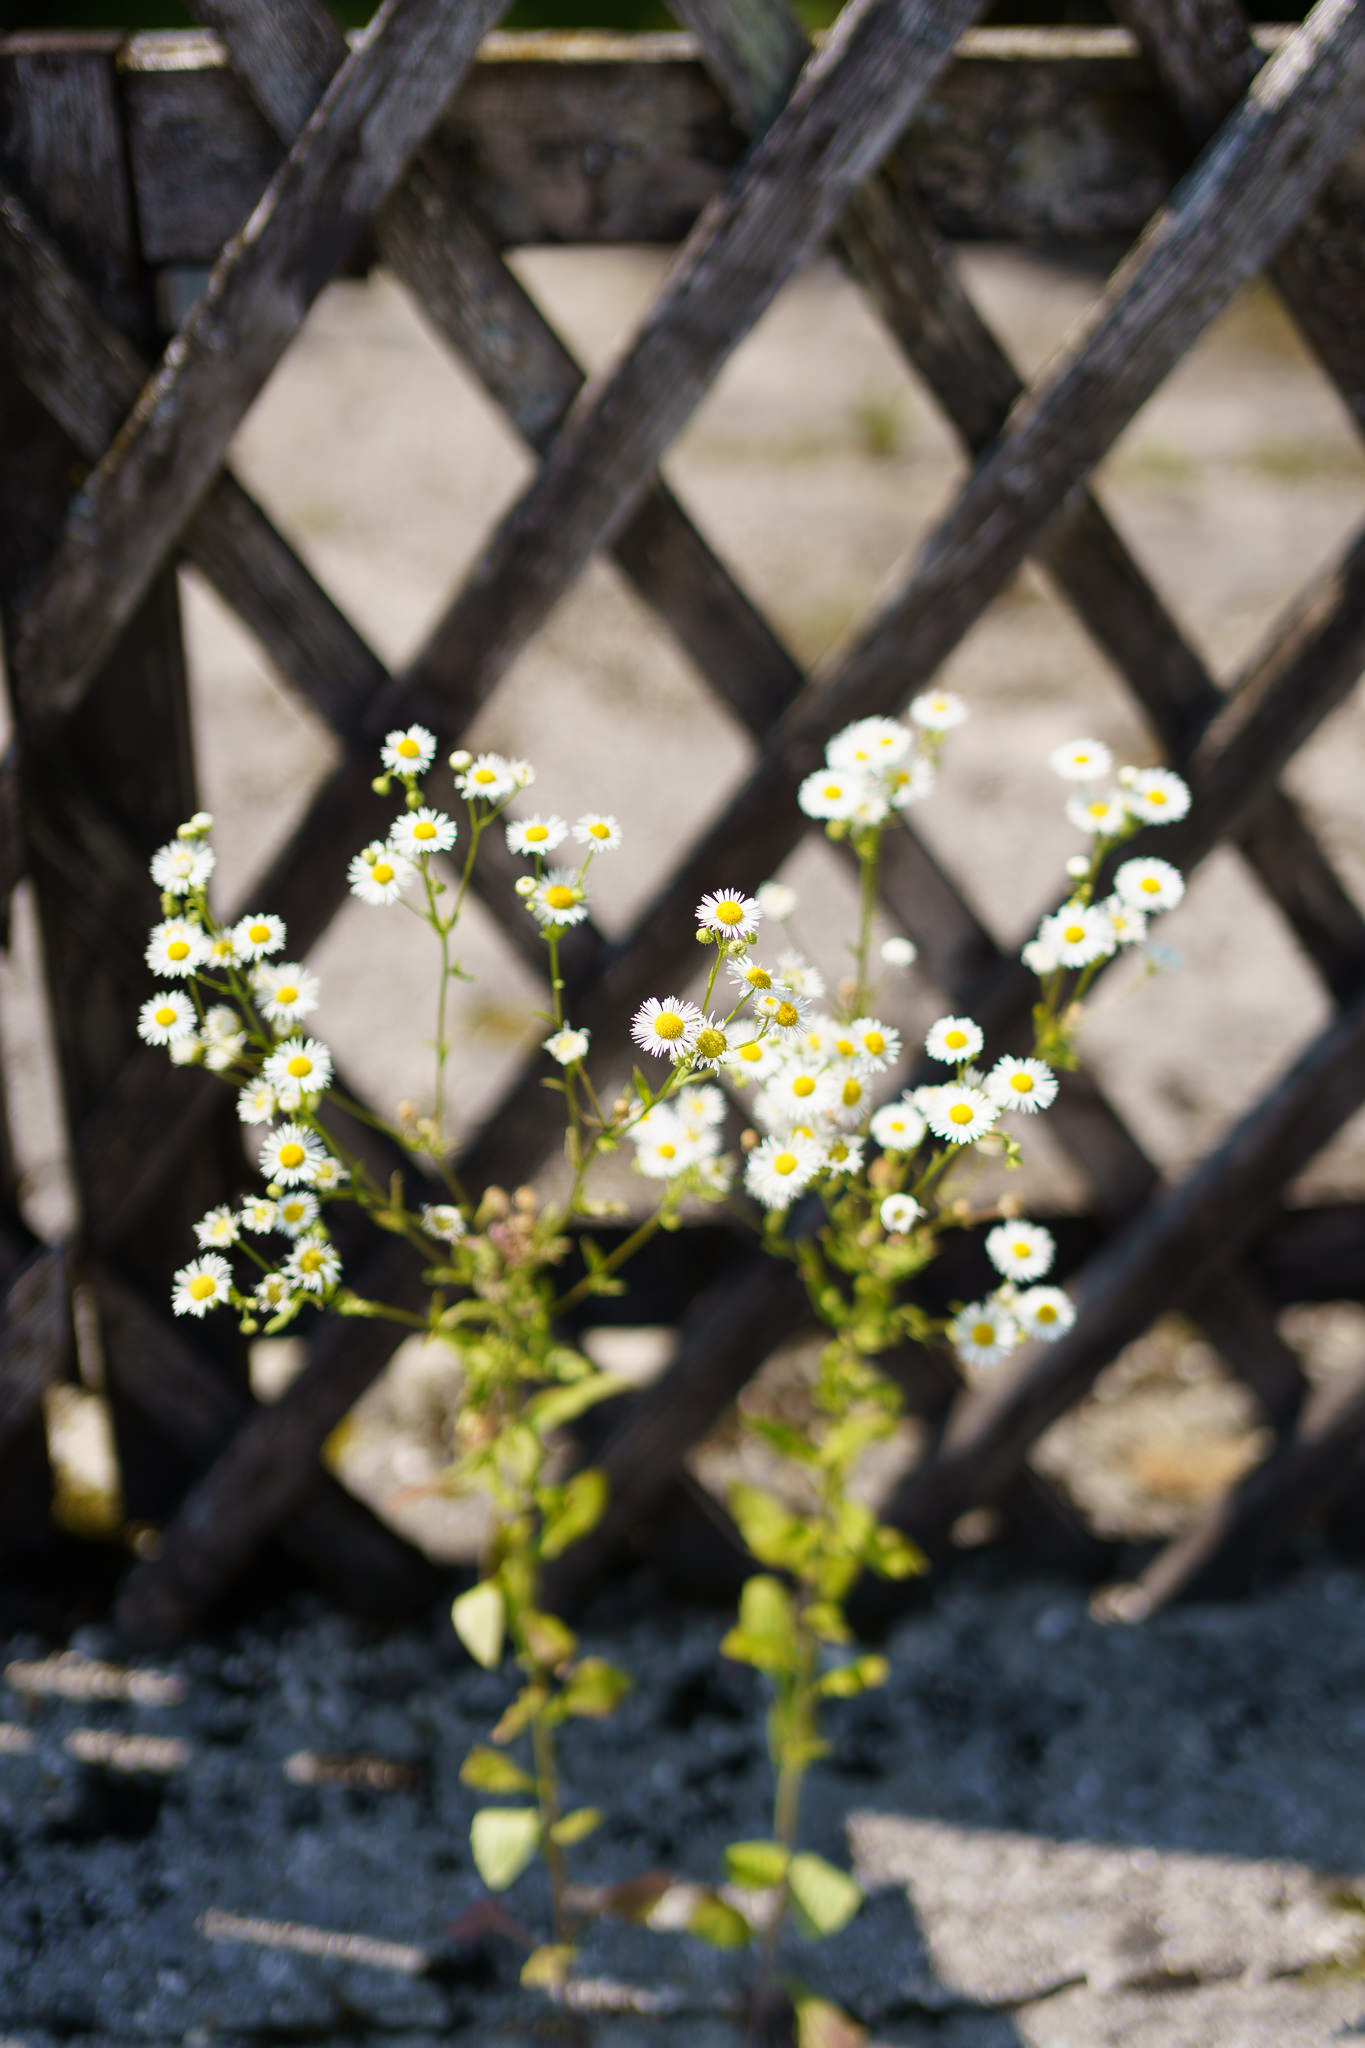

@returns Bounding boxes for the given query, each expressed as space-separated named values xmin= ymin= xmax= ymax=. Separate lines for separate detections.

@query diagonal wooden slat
xmin=13 ymin=0 xmax=514 ymax=731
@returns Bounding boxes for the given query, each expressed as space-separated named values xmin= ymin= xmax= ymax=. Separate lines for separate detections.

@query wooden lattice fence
xmin=1 ymin=0 xmax=1364 ymax=1644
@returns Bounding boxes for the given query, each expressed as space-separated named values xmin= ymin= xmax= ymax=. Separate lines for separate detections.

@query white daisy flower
xmin=1022 ymin=937 xmax=1059 ymax=976
xmin=797 ymin=767 xmax=874 ymax=822
xmin=689 ymin=1017 xmax=733 ymax=1071
xmin=264 ymin=1036 xmax=333 ymax=1106
xmin=1015 ymin=1285 xmax=1076 ymax=1342
xmin=881 ymin=1193 xmax=923 ymax=1233
xmin=635 ymin=1126 xmax=703 ymax=1179
xmin=829 ymin=1069 xmax=872 ymax=1126
xmin=193 ymin=1205 xmax=239 ymax=1250
xmin=925 ymin=1015 xmax=984 ymax=1065
xmin=828 ymin=717 xmax=911 ymax=771
xmin=421 ymin=1204 xmax=467 ymax=1244
xmin=751 ymin=987 xmax=810 ymax=1034
xmin=1066 ymin=792 xmax=1127 ymax=837
xmin=950 ymin=1299 xmax=1020 ymax=1368
xmin=889 ymin=756 xmax=935 ymax=810
xmin=348 ymin=843 xmax=415 ymax=907
xmin=203 ymin=1007 xmax=247 ymax=1073
xmin=380 ymin=725 xmax=437 ymax=776
xmin=758 ymin=1066 xmax=840 ymax=1127
xmin=1040 ymin=902 xmax=1117 ymax=967
xmin=1114 ymin=857 xmax=1185 ymax=913
xmin=572 ymin=813 xmax=622 ymax=852
xmin=508 ymin=759 xmax=536 ymax=789
xmin=233 ymin=912 xmax=286 ymax=961
xmin=240 ymin=1196 xmax=278 ymax=1233
xmin=259 ymin=1123 xmax=328 ymax=1186
xmin=909 ymin=690 xmax=967 ymax=733
xmin=275 ymin=1190 xmax=320 ymax=1238
xmin=677 ymin=1083 xmax=727 ymax=1133
xmin=285 ymin=1234 xmax=342 ymax=1296
xmin=985 ymin=1056 xmax=1058 ymax=1115
xmin=727 ymin=955 xmax=780 ymax=997
xmin=722 ymin=1022 xmax=784 ymax=1085
xmin=311 ymin=1155 xmax=349 ymax=1193
xmin=506 ymin=814 xmax=567 ymax=857
xmin=776 ymin=952 xmax=826 ymax=1001
xmin=631 ymin=996 xmax=703 ymax=1060
xmin=456 ymin=753 xmax=515 ymax=803
xmin=1101 ymin=895 xmax=1148 ymax=947
xmin=168 ymin=1034 xmax=203 ymax=1067
xmin=237 ymin=1079 xmax=279 ymax=1127
xmin=1049 ymin=737 xmax=1113 ymax=783
xmin=870 ymin=1100 xmax=927 ymax=1152
xmin=172 ymin=1254 xmax=233 ymax=1319
xmin=203 ymin=928 xmax=242 ymax=970
xmin=696 ymin=888 xmax=762 ymax=942
xmin=138 ymin=991 xmax=197 ymax=1047
xmin=389 ymin=808 xmax=457 ymax=860
xmin=849 ymin=786 xmax=891 ymax=827
xmin=544 ymin=1026 xmax=590 ymax=1066
xmin=924 ymin=1086 xmax=999 ymax=1145
xmin=151 ymin=840 xmax=215 ymax=897
xmin=755 ymin=881 xmax=797 ymax=921
xmin=881 ymin=935 xmax=917 ymax=969
xmin=1124 ymin=767 xmax=1191 ymax=825
xmin=258 ymin=963 xmax=320 ymax=1029
xmin=254 ymin=1272 xmax=294 ymax=1316
xmin=986 ymin=1220 xmax=1056 ymax=1282
xmin=145 ymin=919 xmax=206 ymax=978
xmin=529 ymin=869 xmax=589 ymax=927
xmin=847 ymin=1017 xmax=900 ymax=1071
xmin=745 ymin=1132 xmax=826 ymax=1209
xmin=823 ymin=1133 xmax=865 ymax=1178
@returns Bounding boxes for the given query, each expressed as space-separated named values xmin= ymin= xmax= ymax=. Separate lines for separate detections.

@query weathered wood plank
xmin=13 ymin=0 xmax=514 ymax=731
xmin=883 ymin=983 xmax=1365 ymax=1544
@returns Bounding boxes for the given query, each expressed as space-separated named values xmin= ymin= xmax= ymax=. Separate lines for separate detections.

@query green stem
xmin=552 ymin=1204 xmax=667 ymax=1315
xmin=531 ymin=1706 xmax=570 ymax=1948
xmin=852 ymin=828 xmax=881 ymax=1018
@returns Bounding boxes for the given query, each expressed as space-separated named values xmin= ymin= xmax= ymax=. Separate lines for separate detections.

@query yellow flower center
xmin=863 ymin=1031 xmax=885 ymax=1056
xmin=658 ymin=1142 xmax=677 ymax=1160
xmin=397 ymin=737 xmax=420 ymax=758
xmin=739 ymin=1043 xmax=762 ymax=1063
xmin=278 ymin=1143 xmax=306 ymax=1170
xmin=413 ymin=821 xmax=437 ymax=841
xmin=835 ymin=1037 xmax=855 ymax=1057
xmin=154 ymin=1005 xmax=177 ymax=1027
xmin=949 ymin=1104 xmax=974 ymax=1126
xmin=1036 ymin=1303 xmax=1058 ymax=1324
xmin=830 ymin=1140 xmax=850 ymax=1161
xmin=589 ymin=822 xmax=610 ymax=839
xmin=545 ymin=885 xmax=577 ymax=911
xmin=653 ymin=1011 xmax=685 ymax=1041
xmin=1063 ymin=924 xmax=1086 ymax=944
xmin=1148 ymin=789 xmax=1167 ymax=805
xmin=1013 ymin=1241 xmax=1032 ymax=1258
xmin=189 ymin=1275 xmax=217 ymax=1302
xmin=842 ymin=1078 xmax=862 ymax=1108
xmin=715 ymin=900 xmax=745 ymax=925
xmin=249 ymin=923 xmax=271 ymax=944
xmin=774 ymin=1002 xmax=800 ymax=1028
xmin=524 ymin=825 xmax=549 ymax=844
xmin=695 ymin=1028 xmax=727 ymax=1059
xmin=473 ymin=768 xmax=496 ymax=785
xmin=1139 ymin=877 xmax=1161 ymax=894
xmin=167 ymin=939 xmax=190 ymax=961
xmin=1087 ymin=802 xmax=1109 ymax=819
xmin=773 ymin=1151 xmax=798 ymax=1176
xmin=276 ymin=985 xmax=298 ymax=1005
xmin=792 ymin=1075 xmax=816 ymax=1098
xmin=822 ymin=783 xmax=843 ymax=800
xmin=284 ymin=1204 xmax=305 ymax=1223
xmin=971 ymin=1321 xmax=996 ymax=1346
xmin=745 ymin=966 xmax=772 ymax=989
xmin=286 ymin=1055 xmax=313 ymax=1079
xmin=299 ymin=1249 xmax=324 ymax=1273
xmin=372 ymin=862 xmax=394 ymax=885
xmin=944 ymin=1030 xmax=967 ymax=1050
xmin=1010 ymin=1072 xmax=1035 ymax=1094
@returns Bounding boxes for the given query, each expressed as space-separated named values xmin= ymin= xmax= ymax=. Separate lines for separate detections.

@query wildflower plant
xmin=137 ymin=734 xmax=739 ymax=1991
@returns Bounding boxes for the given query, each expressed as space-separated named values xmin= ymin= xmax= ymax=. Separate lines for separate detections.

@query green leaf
xmin=521 ymin=1944 xmax=575 ymax=1991
xmin=525 ymin=1374 xmax=631 ymax=1437
xmin=795 ymin=1991 xmax=868 ymax=2047
xmin=459 ymin=1745 xmax=535 ymax=1794
xmin=549 ymin=1806 xmax=601 ymax=1846
xmin=788 ymin=1853 xmax=863 ymax=1939
xmin=522 ymin=1610 xmax=578 ymax=1672
xmin=490 ymin=1684 xmax=548 ymax=1745
xmin=558 ymin=1657 xmax=632 ymax=1719
xmin=452 ymin=1581 xmax=505 ymax=1670
xmin=817 ymin=1654 xmax=889 ymax=1699
xmin=724 ymin=1840 xmax=790 ymax=1890
xmin=863 ymin=1524 xmax=927 ymax=1580
xmin=687 ymin=1891 xmax=753 ymax=1949
xmin=728 ymin=1483 xmax=812 ymax=1572
xmin=720 ymin=1574 xmax=797 ymax=1674
xmin=746 ymin=1419 xmax=820 ymax=1465
xmin=470 ymin=1807 xmax=541 ymax=1891
xmin=820 ymin=1411 xmax=894 ymax=1469
xmin=539 ymin=1468 xmax=608 ymax=1561
xmin=803 ymin=1602 xmax=853 ymax=1645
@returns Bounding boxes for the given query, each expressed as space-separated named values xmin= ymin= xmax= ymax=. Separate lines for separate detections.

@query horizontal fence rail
xmin=0 ymin=2 xmax=1362 ymax=1641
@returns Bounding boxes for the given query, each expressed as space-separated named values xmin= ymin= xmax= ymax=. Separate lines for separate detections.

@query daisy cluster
xmin=1023 ymin=739 xmax=1191 ymax=975
xmin=796 ymin=700 xmax=958 ymax=830
xmin=948 ymin=1217 xmax=1075 ymax=1369
xmin=346 ymin=727 xmax=536 ymax=909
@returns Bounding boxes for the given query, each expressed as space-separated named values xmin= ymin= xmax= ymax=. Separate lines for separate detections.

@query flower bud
xmin=449 ymin=749 xmax=472 ymax=771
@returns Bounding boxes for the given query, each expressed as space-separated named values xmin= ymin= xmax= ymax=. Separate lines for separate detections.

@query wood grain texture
xmin=13 ymin=0 xmax=513 ymax=730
